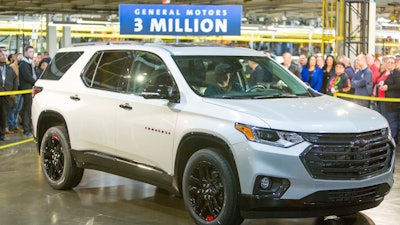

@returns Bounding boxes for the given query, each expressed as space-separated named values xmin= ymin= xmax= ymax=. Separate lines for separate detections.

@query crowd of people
xmin=280 ymin=51 xmax=400 ymax=143
xmin=0 ymin=46 xmax=50 ymax=141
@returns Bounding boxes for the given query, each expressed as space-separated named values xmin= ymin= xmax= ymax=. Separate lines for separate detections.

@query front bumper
xmin=231 ymin=130 xmax=395 ymax=218
xmin=240 ymin=183 xmax=391 ymax=218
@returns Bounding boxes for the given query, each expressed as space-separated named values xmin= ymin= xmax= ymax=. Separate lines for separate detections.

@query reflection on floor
xmin=0 ymin=138 xmax=398 ymax=225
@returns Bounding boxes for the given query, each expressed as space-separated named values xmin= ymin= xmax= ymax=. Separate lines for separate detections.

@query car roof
xmin=58 ymin=42 xmax=266 ymax=57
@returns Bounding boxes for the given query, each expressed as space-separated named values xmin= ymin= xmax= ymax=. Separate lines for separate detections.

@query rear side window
xmin=40 ymin=51 xmax=83 ymax=80
xmin=82 ymin=51 xmax=134 ymax=92
xmin=81 ymin=52 xmax=102 ymax=87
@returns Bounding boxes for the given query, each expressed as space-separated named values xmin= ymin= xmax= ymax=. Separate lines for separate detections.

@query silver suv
xmin=32 ymin=43 xmax=395 ymax=225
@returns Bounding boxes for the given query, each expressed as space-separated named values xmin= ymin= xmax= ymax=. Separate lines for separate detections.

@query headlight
xmin=235 ymin=123 xmax=304 ymax=148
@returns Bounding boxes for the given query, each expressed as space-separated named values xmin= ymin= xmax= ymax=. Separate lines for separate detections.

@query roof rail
xmin=145 ymin=42 xmax=228 ymax=48
xmin=69 ymin=41 xmax=142 ymax=47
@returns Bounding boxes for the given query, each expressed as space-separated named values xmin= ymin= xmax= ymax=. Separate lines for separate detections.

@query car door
xmin=115 ymin=51 xmax=178 ymax=174
xmin=71 ymin=50 xmax=134 ymax=157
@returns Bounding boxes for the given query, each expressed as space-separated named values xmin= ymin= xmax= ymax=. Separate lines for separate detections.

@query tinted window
xmin=90 ymin=51 xmax=134 ymax=91
xmin=127 ymin=51 xmax=172 ymax=95
xmin=174 ymin=56 xmax=310 ymax=98
xmin=81 ymin=52 xmax=101 ymax=87
xmin=40 ymin=51 xmax=83 ymax=80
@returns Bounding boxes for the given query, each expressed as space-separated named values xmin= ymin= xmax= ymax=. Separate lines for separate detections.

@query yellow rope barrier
xmin=334 ymin=92 xmax=400 ymax=102
xmin=0 ymin=138 xmax=34 ymax=150
xmin=0 ymin=90 xmax=397 ymax=150
xmin=0 ymin=89 xmax=32 ymax=96
xmin=0 ymin=89 xmax=34 ymax=149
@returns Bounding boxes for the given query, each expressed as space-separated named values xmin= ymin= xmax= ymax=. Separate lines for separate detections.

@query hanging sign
xmin=119 ymin=4 xmax=242 ymax=36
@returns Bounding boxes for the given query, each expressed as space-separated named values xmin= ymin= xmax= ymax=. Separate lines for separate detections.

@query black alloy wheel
xmin=183 ymin=149 xmax=243 ymax=225
xmin=40 ymin=126 xmax=83 ymax=190
xmin=42 ymin=134 xmax=64 ymax=181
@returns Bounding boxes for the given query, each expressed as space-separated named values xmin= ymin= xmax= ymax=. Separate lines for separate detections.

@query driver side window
xmin=128 ymin=51 xmax=173 ymax=95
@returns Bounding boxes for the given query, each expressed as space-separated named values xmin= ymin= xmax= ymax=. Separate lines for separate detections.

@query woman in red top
xmin=376 ymin=56 xmax=397 ymax=119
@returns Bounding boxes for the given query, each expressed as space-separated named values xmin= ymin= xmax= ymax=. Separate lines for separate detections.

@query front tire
xmin=182 ymin=149 xmax=243 ymax=225
xmin=40 ymin=126 xmax=84 ymax=190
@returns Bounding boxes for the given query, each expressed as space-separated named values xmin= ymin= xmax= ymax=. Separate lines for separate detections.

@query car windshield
xmin=173 ymin=55 xmax=311 ymax=99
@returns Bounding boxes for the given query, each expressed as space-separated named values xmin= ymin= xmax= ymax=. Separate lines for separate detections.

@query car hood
xmin=203 ymin=95 xmax=387 ymax=133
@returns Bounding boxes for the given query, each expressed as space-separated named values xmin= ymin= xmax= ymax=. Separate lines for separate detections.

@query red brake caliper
xmin=205 ymin=215 xmax=214 ymax=221
xmin=51 ymin=135 xmax=59 ymax=141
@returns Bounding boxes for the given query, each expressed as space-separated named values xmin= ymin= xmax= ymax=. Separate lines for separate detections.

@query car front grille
xmin=300 ymin=129 xmax=394 ymax=180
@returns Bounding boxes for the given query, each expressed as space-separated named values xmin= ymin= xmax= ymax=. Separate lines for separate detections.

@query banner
xmin=119 ymin=4 xmax=242 ymax=36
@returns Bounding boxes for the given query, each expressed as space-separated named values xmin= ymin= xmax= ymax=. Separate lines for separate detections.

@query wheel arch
xmin=35 ymin=110 xmax=68 ymax=153
xmin=174 ymin=132 xmax=241 ymax=195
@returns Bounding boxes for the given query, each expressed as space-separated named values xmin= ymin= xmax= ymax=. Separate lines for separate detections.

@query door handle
xmin=119 ymin=103 xmax=132 ymax=110
xmin=70 ymin=95 xmax=80 ymax=101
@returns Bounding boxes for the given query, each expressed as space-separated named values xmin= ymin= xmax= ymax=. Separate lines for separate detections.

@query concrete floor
xmin=0 ymin=133 xmax=399 ymax=225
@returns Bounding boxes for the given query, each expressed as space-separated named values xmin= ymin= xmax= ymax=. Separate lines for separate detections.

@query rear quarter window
xmin=40 ymin=51 xmax=84 ymax=80
xmin=81 ymin=50 xmax=134 ymax=92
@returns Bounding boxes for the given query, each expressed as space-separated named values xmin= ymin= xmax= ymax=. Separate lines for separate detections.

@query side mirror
xmin=141 ymin=85 xmax=169 ymax=99
xmin=141 ymin=84 xmax=180 ymax=103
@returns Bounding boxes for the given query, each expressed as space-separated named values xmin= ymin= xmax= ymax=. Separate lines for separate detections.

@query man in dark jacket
xmin=351 ymin=54 xmax=373 ymax=108
xmin=248 ymin=60 xmax=264 ymax=86
xmin=379 ymin=69 xmax=400 ymax=143
xmin=281 ymin=52 xmax=301 ymax=78
xmin=0 ymin=49 xmax=18 ymax=140
xmin=19 ymin=45 xmax=37 ymax=137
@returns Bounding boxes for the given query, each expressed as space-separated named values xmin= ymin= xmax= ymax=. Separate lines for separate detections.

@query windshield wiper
xmin=206 ymin=95 xmax=248 ymax=99
xmin=220 ymin=95 xmax=250 ymax=99
xmin=251 ymin=93 xmax=298 ymax=99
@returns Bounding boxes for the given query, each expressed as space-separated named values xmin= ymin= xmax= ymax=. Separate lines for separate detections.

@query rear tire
xmin=182 ymin=149 xmax=243 ymax=225
xmin=40 ymin=126 xmax=84 ymax=189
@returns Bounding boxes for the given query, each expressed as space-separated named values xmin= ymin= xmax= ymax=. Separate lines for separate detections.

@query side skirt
xmin=71 ymin=150 xmax=179 ymax=195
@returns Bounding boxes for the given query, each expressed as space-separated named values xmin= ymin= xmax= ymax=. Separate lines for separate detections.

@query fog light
xmin=260 ymin=177 xmax=271 ymax=189
xmin=253 ymin=176 xmax=290 ymax=197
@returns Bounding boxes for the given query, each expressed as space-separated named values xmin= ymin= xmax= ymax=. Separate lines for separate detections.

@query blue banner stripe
xmin=119 ymin=4 xmax=242 ymax=36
